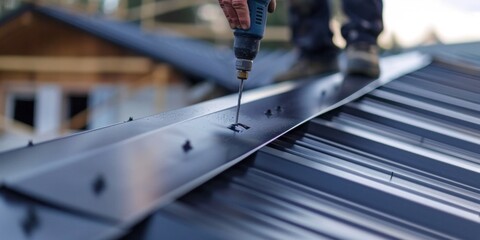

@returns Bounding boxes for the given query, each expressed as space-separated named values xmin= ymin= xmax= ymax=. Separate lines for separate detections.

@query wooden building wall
xmin=0 ymin=10 xmax=166 ymax=81
xmin=0 ymin=10 xmax=182 ymax=134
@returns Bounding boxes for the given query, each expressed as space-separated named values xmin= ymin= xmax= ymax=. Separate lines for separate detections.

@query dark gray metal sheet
xmin=0 ymin=190 xmax=122 ymax=240
xmin=276 ymin=132 xmax=480 ymax=205
xmin=123 ymin=209 xmax=222 ymax=240
xmin=397 ymin=75 xmax=480 ymax=104
xmin=0 ymin=75 xmax=303 ymax=183
xmin=251 ymin=147 xmax=480 ymax=239
xmin=182 ymin=179 xmax=389 ymax=240
xmin=2 ymin=53 xmax=429 ymax=226
xmin=308 ymin=118 xmax=480 ymax=189
xmin=383 ymin=81 xmax=480 ymax=114
xmin=139 ymin=56 xmax=480 ymax=240
xmin=341 ymin=102 xmax=480 ymax=154
xmin=0 ymin=5 xmax=296 ymax=181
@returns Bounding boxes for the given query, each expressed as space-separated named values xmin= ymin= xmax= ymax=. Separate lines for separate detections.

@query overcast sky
xmin=382 ymin=0 xmax=480 ymax=47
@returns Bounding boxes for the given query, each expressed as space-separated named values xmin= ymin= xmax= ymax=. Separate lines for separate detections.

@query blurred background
xmin=0 ymin=0 xmax=479 ymax=152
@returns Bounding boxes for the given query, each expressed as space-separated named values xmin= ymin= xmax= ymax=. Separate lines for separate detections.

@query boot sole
xmin=345 ymin=59 xmax=380 ymax=78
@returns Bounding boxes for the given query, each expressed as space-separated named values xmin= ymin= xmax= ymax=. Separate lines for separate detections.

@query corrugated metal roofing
xmin=126 ymin=58 xmax=480 ymax=239
xmin=0 ymin=53 xmax=427 ymax=234
xmin=1 ymin=8 xmax=480 ymax=236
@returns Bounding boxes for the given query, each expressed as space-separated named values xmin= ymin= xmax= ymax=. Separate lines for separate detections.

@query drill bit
xmin=235 ymin=79 xmax=245 ymax=124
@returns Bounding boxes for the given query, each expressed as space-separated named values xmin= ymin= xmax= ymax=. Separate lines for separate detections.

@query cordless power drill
xmin=233 ymin=0 xmax=271 ymax=125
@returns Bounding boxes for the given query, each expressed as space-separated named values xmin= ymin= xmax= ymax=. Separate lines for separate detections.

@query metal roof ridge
xmin=2 ymin=52 xmax=430 ymax=228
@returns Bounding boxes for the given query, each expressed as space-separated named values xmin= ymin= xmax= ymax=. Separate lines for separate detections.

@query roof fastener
xmin=92 ymin=174 xmax=106 ymax=196
xmin=183 ymin=140 xmax=193 ymax=153
xmin=21 ymin=206 xmax=39 ymax=237
xmin=265 ymin=109 xmax=273 ymax=117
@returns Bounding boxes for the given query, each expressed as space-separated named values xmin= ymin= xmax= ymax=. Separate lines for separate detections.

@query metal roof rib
xmin=127 ymin=52 xmax=480 ymax=239
xmin=2 ymin=42 xmax=480 ymax=239
xmin=0 ymin=52 xmax=429 ymax=239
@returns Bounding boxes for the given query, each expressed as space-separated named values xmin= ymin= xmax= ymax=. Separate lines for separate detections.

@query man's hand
xmin=219 ymin=0 xmax=276 ymax=30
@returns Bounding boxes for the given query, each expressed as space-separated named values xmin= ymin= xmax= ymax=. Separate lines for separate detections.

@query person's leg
xmin=275 ymin=0 xmax=339 ymax=81
xmin=341 ymin=0 xmax=383 ymax=46
xmin=290 ymin=0 xmax=338 ymax=59
xmin=341 ymin=0 xmax=383 ymax=77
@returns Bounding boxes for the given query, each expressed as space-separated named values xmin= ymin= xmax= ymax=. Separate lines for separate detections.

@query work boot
xmin=274 ymin=55 xmax=339 ymax=82
xmin=344 ymin=43 xmax=380 ymax=78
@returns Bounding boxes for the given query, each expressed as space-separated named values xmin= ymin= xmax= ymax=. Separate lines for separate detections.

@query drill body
xmin=232 ymin=0 xmax=270 ymax=125
xmin=233 ymin=0 xmax=271 ymax=80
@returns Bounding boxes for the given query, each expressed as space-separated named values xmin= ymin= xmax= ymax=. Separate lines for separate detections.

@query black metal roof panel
xmin=128 ymin=56 xmax=480 ymax=239
xmin=0 ymin=190 xmax=122 ymax=240
xmin=1 ymin=42 xmax=480 ymax=239
xmin=2 ymin=53 xmax=427 ymax=227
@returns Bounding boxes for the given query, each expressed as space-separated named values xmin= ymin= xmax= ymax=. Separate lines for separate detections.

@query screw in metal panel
xmin=21 ymin=206 xmax=39 ymax=237
xmin=27 ymin=140 xmax=33 ymax=147
xmin=228 ymin=124 xmax=240 ymax=132
xmin=128 ymin=117 xmax=133 ymax=122
xmin=275 ymin=106 xmax=283 ymax=112
xmin=92 ymin=174 xmax=106 ymax=196
xmin=229 ymin=123 xmax=250 ymax=133
xmin=237 ymin=123 xmax=250 ymax=130
xmin=183 ymin=140 xmax=192 ymax=153
xmin=264 ymin=109 xmax=273 ymax=117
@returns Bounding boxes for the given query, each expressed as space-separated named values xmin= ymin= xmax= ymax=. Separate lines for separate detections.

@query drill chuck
xmin=236 ymin=59 xmax=252 ymax=80
xmin=233 ymin=0 xmax=271 ymax=71
xmin=234 ymin=35 xmax=261 ymax=61
xmin=236 ymin=59 xmax=253 ymax=71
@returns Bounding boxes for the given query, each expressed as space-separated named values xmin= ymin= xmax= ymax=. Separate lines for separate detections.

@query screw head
xmin=92 ymin=174 xmax=106 ymax=196
xmin=21 ymin=206 xmax=39 ymax=237
xmin=265 ymin=109 xmax=273 ymax=117
xmin=183 ymin=140 xmax=192 ymax=153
